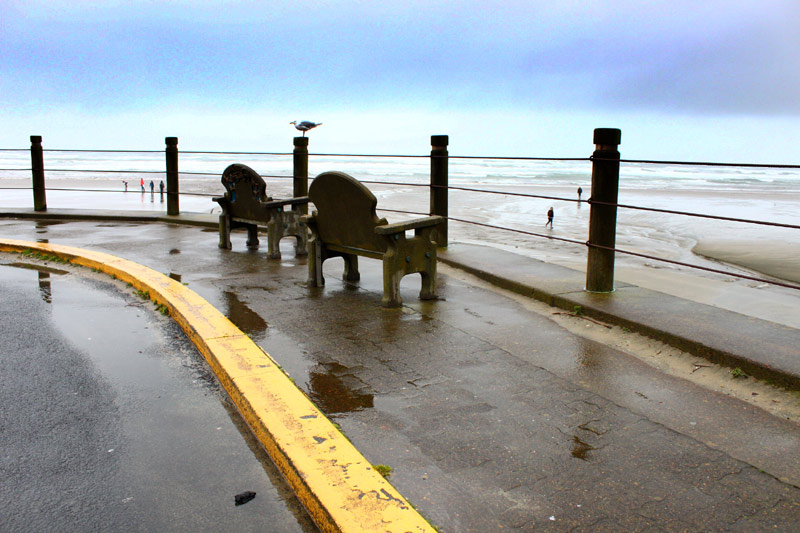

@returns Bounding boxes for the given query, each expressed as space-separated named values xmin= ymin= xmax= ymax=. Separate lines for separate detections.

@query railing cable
xmin=591 ymin=156 xmax=800 ymax=170
xmin=378 ymin=207 xmax=800 ymax=291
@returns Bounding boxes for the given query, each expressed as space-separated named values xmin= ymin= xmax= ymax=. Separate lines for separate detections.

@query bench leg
xmin=246 ymin=225 xmax=259 ymax=249
xmin=218 ymin=215 xmax=232 ymax=249
xmin=294 ymin=231 xmax=308 ymax=257
xmin=267 ymin=221 xmax=282 ymax=259
xmin=308 ymin=239 xmax=325 ymax=287
xmin=381 ymin=264 xmax=403 ymax=308
xmin=343 ymin=254 xmax=360 ymax=282
xmin=419 ymin=254 xmax=438 ymax=300
xmin=419 ymin=270 xmax=437 ymax=300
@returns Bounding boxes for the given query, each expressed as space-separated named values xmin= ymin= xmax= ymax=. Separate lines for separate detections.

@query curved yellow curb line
xmin=0 ymin=239 xmax=434 ymax=533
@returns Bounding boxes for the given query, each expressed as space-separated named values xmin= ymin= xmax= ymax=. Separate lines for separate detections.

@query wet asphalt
xmin=0 ymin=253 xmax=316 ymax=532
xmin=1 ymin=218 xmax=799 ymax=532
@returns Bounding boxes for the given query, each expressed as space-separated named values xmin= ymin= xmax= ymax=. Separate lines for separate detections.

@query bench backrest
xmin=220 ymin=163 xmax=271 ymax=220
xmin=308 ymin=171 xmax=388 ymax=253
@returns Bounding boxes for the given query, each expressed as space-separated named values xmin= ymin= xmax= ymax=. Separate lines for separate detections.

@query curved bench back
xmin=220 ymin=163 xmax=270 ymax=220
xmin=308 ymin=171 xmax=387 ymax=252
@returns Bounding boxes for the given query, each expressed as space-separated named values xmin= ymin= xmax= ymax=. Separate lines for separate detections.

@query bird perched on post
xmin=290 ymin=121 xmax=322 ymax=136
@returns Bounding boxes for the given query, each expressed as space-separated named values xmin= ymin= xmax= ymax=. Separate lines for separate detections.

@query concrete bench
xmin=302 ymin=171 xmax=443 ymax=307
xmin=213 ymin=163 xmax=308 ymax=259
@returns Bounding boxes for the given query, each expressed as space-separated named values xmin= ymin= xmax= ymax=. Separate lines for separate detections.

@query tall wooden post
xmin=293 ymin=137 xmax=309 ymax=215
xmin=165 ymin=137 xmax=179 ymax=215
xmin=31 ymin=135 xmax=47 ymax=211
xmin=430 ymin=135 xmax=449 ymax=247
xmin=586 ymin=128 xmax=621 ymax=292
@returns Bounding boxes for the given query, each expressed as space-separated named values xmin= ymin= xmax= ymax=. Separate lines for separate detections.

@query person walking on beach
xmin=159 ymin=180 xmax=165 ymax=195
xmin=149 ymin=180 xmax=155 ymax=193
xmin=140 ymin=177 xmax=145 ymax=192
xmin=123 ymin=180 xmax=128 ymax=192
xmin=577 ymin=187 xmax=583 ymax=201
xmin=546 ymin=206 xmax=554 ymax=229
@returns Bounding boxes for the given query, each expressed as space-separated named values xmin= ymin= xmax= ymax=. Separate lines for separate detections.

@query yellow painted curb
xmin=0 ymin=239 xmax=435 ymax=533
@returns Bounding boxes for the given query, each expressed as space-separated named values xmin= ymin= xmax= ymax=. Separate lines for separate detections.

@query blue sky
xmin=2 ymin=0 xmax=798 ymax=162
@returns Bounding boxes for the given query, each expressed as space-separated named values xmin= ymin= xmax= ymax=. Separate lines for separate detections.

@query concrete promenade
xmin=2 ymin=210 xmax=799 ymax=531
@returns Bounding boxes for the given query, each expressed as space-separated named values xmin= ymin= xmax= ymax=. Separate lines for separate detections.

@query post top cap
xmin=165 ymin=137 xmax=178 ymax=145
xmin=293 ymin=137 xmax=309 ymax=146
xmin=30 ymin=135 xmax=42 ymax=142
xmin=594 ymin=128 xmax=621 ymax=145
xmin=431 ymin=135 xmax=449 ymax=146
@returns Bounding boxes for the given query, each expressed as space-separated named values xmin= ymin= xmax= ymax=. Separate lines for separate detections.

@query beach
xmin=1 ymin=152 xmax=798 ymax=327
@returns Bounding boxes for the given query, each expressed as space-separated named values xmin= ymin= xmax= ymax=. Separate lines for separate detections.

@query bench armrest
xmin=375 ymin=215 xmax=443 ymax=235
xmin=261 ymin=196 xmax=309 ymax=209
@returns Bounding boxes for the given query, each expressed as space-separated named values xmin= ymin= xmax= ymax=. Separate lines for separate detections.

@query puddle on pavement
xmin=2 ymin=262 xmax=70 ymax=304
xmin=571 ymin=435 xmax=595 ymax=460
xmin=254 ymin=328 xmax=373 ymax=415
xmin=308 ymin=362 xmax=374 ymax=414
xmin=223 ymin=290 xmax=268 ymax=337
xmin=34 ymin=220 xmax=63 ymax=230
xmin=38 ymin=272 xmax=52 ymax=303
xmin=6 ymin=262 xmax=70 ymax=276
xmin=577 ymin=338 xmax=603 ymax=369
xmin=0 ymin=264 xmax=318 ymax=531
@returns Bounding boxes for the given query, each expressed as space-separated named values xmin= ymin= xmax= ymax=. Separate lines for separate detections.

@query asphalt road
xmin=0 ymin=259 xmax=317 ymax=532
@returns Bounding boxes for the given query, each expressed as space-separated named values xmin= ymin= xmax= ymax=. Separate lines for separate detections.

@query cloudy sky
xmin=2 ymin=0 xmax=798 ymax=162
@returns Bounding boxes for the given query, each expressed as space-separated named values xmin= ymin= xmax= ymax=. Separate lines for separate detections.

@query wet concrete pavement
xmin=0 ymin=255 xmax=316 ymax=532
xmin=2 ymin=217 xmax=799 ymax=531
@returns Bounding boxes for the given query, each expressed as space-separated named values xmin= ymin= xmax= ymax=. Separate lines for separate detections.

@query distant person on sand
xmin=546 ymin=206 xmax=554 ymax=229
xmin=577 ymin=187 xmax=583 ymax=201
xmin=149 ymin=180 xmax=154 ymax=193
xmin=140 ymin=177 xmax=145 ymax=192
xmin=159 ymin=180 xmax=165 ymax=195
xmin=123 ymin=180 xmax=128 ymax=192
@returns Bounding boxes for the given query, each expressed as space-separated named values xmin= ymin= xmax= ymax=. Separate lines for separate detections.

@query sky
xmin=2 ymin=0 xmax=799 ymax=163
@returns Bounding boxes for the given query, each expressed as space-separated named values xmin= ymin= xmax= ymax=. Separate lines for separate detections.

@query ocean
xmin=1 ymin=149 xmax=799 ymax=294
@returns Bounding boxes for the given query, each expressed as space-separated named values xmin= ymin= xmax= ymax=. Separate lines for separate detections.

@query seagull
xmin=290 ymin=120 xmax=322 ymax=136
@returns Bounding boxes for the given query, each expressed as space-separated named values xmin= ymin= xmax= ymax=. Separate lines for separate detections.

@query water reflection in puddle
xmin=223 ymin=291 xmax=268 ymax=337
xmin=3 ymin=262 xmax=69 ymax=303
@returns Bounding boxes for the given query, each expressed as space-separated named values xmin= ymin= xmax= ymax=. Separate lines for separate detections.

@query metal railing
xmin=1 ymin=131 xmax=797 ymax=292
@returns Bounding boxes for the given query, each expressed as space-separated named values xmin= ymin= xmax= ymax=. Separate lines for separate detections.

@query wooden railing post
xmin=586 ymin=128 xmax=622 ymax=292
xmin=293 ymin=137 xmax=309 ymax=215
xmin=31 ymin=135 xmax=47 ymax=211
xmin=430 ymin=135 xmax=449 ymax=247
xmin=165 ymin=137 xmax=179 ymax=215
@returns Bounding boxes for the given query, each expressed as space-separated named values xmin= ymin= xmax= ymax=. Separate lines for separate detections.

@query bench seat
xmin=302 ymin=171 xmax=443 ymax=307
